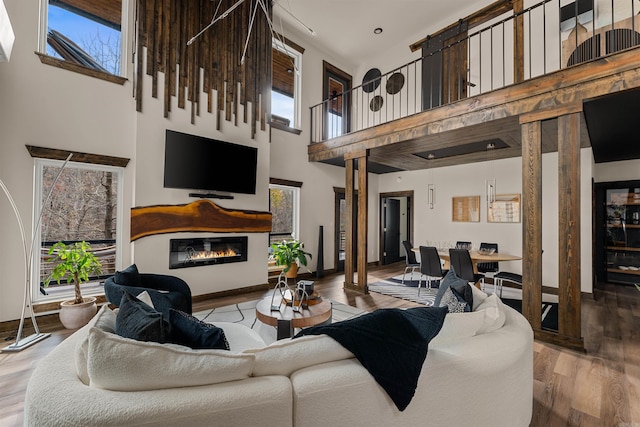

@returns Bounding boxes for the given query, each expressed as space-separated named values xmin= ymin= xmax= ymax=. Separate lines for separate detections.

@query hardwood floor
xmin=1 ymin=262 xmax=638 ymax=426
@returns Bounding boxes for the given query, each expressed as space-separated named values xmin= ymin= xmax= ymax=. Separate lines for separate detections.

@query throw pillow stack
xmin=429 ymin=266 xmax=507 ymax=346
xmin=115 ymin=290 xmax=229 ymax=350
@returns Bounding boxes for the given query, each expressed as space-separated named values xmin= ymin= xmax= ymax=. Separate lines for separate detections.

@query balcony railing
xmin=310 ymin=0 xmax=640 ymax=144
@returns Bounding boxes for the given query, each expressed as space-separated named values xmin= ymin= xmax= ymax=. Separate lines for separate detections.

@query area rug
xmin=501 ymin=298 xmax=559 ymax=331
xmin=193 ymin=297 xmax=366 ymax=345
xmin=368 ymin=275 xmax=437 ymax=306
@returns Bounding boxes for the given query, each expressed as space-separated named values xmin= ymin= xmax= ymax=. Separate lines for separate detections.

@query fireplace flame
xmin=186 ymin=247 xmax=238 ymax=261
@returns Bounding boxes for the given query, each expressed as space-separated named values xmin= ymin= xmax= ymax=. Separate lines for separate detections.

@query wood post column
xmin=520 ymin=119 xmax=543 ymax=331
xmin=344 ymin=158 xmax=355 ymax=288
xmin=520 ymin=103 xmax=584 ymax=351
xmin=343 ymin=150 xmax=369 ymax=293
xmin=557 ymin=112 xmax=584 ymax=349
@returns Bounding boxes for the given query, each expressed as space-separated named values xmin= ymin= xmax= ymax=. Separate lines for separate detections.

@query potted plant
xmin=270 ymin=239 xmax=312 ymax=278
xmin=45 ymin=241 xmax=102 ymax=329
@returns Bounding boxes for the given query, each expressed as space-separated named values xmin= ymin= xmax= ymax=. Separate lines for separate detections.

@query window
xmin=33 ymin=158 xmax=124 ymax=301
xmin=322 ymin=61 xmax=352 ymax=139
xmin=40 ymin=0 xmax=126 ymax=76
xmin=272 ymin=39 xmax=303 ymax=129
xmin=269 ymin=182 xmax=301 ymax=245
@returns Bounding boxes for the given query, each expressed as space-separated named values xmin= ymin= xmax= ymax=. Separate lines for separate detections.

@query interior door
xmin=383 ymin=198 xmax=401 ymax=265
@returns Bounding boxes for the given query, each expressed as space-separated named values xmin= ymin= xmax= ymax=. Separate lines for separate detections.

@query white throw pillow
xmin=469 ymin=283 xmax=488 ymax=311
xmin=245 ymin=334 xmax=353 ymax=377
xmin=75 ymin=304 xmax=117 ymax=384
xmin=430 ymin=310 xmax=485 ymax=346
xmin=136 ymin=290 xmax=154 ymax=308
xmin=474 ymin=294 xmax=506 ymax=334
xmin=86 ymin=328 xmax=255 ymax=391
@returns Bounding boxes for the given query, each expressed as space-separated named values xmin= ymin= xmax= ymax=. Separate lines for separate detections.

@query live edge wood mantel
xmin=130 ymin=200 xmax=272 ymax=241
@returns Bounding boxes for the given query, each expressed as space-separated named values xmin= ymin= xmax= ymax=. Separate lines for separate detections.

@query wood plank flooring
xmin=0 ymin=262 xmax=638 ymax=426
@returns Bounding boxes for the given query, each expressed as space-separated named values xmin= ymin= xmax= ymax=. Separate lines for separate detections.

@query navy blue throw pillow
xmin=114 ymin=264 xmax=142 ymax=287
xmin=434 ymin=266 xmax=472 ymax=308
xmin=115 ymin=291 xmax=167 ymax=343
xmin=168 ymin=309 xmax=230 ymax=350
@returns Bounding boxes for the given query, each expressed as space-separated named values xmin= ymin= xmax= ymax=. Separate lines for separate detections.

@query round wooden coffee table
xmin=255 ymin=294 xmax=332 ymax=340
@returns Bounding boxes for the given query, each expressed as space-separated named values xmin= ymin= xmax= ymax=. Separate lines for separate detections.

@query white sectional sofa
xmin=25 ymin=292 xmax=533 ymax=427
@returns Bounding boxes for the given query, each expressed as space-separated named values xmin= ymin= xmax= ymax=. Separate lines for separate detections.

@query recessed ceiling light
xmin=374 ymin=27 xmax=383 ymax=35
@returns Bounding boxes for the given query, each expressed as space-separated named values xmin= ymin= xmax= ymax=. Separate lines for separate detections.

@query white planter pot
xmin=59 ymin=297 xmax=97 ymax=329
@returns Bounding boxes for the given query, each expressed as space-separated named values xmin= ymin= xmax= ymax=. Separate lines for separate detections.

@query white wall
xmin=0 ymin=0 xmax=136 ymax=322
xmin=593 ymin=159 xmax=640 ymax=183
xmin=378 ymin=148 xmax=595 ymax=293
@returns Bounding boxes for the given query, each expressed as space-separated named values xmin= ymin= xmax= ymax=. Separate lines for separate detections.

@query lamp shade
xmin=0 ymin=0 xmax=15 ymax=62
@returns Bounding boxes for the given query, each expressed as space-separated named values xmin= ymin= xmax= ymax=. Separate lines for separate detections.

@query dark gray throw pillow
xmin=115 ymin=291 xmax=167 ymax=343
xmin=114 ymin=264 xmax=142 ymax=287
xmin=434 ymin=266 xmax=473 ymax=309
xmin=168 ymin=309 xmax=230 ymax=351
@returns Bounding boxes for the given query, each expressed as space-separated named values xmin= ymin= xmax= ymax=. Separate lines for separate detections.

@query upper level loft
xmin=308 ymin=0 xmax=640 ymax=172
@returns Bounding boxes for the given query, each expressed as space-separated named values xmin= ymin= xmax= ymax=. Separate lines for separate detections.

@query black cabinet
xmin=595 ymin=180 xmax=640 ymax=286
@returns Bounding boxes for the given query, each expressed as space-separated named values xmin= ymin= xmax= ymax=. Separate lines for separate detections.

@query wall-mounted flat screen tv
xmin=164 ymin=130 xmax=258 ymax=194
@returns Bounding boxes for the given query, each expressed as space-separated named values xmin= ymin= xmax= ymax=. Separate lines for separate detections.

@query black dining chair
xmin=448 ymin=248 xmax=484 ymax=284
xmin=401 ymin=240 xmax=420 ymax=284
xmin=418 ymin=246 xmax=446 ymax=295
xmin=477 ymin=242 xmax=499 ymax=291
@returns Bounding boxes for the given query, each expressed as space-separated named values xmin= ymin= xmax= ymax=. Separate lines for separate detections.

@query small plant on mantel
xmin=270 ymin=239 xmax=312 ymax=278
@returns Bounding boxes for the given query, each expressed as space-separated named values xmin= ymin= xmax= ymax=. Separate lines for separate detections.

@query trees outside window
xmin=34 ymin=159 xmax=123 ymax=300
xmin=269 ymin=184 xmax=300 ymax=245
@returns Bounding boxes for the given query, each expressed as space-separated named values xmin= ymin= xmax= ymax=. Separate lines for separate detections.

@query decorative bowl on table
xmin=478 ymin=248 xmax=496 ymax=255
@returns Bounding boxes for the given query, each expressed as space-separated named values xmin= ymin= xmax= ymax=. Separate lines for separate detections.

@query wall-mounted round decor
xmin=370 ymin=95 xmax=384 ymax=112
xmin=362 ymin=68 xmax=382 ymax=93
xmin=386 ymin=72 xmax=405 ymax=95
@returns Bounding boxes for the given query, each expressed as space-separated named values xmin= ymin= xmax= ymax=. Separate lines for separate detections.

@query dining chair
xmin=455 ymin=241 xmax=472 ymax=250
xmin=401 ymin=240 xmax=420 ymax=284
xmin=448 ymin=248 xmax=484 ymax=284
xmin=418 ymin=246 xmax=446 ymax=295
xmin=477 ymin=242 xmax=499 ymax=291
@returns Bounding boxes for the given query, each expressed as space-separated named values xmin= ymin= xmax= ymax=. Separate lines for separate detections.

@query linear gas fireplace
xmin=169 ymin=237 xmax=248 ymax=269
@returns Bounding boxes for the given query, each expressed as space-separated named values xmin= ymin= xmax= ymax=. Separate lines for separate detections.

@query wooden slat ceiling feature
xmin=272 ymin=48 xmax=294 ymax=97
xmin=50 ymin=0 xmax=122 ymax=29
xmin=135 ymin=0 xmax=272 ymax=139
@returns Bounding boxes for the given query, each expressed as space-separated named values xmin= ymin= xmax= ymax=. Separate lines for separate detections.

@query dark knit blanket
xmin=294 ymin=306 xmax=447 ymax=411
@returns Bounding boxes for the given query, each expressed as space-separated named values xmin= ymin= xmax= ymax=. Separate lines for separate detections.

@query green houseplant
xmin=270 ymin=239 xmax=312 ymax=278
xmin=45 ymin=241 xmax=102 ymax=329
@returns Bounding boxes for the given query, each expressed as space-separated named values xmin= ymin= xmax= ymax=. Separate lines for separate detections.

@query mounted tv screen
xmin=163 ymin=130 xmax=258 ymax=194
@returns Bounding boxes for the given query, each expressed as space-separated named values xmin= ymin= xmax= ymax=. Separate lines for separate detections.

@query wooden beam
xmin=26 ymin=145 xmax=130 ymax=168
xmin=513 ymin=0 xmax=525 ymax=83
xmin=130 ymin=200 xmax=272 ymax=241
xmin=344 ymin=159 xmax=355 ymax=289
xmin=557 ymin=112 xmax=584 ymax=347
xmin=519 ymin=102 xmax=583 ymax=124
xmin=357 ymin=155 xmax=369 ymax=293
xmin=521 ymin=120 xmax=542 ymax=330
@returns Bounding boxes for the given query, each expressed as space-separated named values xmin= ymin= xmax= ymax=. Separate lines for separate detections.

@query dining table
xmin=412 ymin=247 xmax=522 ymax=273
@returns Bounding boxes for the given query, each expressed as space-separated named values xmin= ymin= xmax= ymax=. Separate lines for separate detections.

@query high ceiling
xmin=272 ymin=0 xmax=490 ymax=65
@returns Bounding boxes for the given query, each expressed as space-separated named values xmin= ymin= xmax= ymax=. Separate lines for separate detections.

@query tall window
xmin=271 ymin=39 xmax=303 ymax=129
xmin=269 ymin=182 xmax=301 ymax=245
xmin=40 ymin=0 xmax=125 ymax=75
xmin=33 ymin=159 xmax=123 ymax=301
